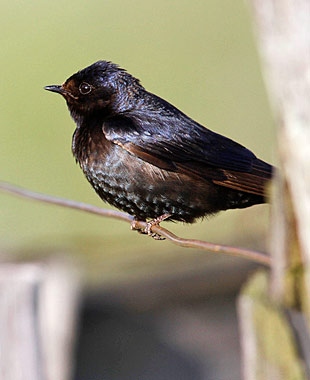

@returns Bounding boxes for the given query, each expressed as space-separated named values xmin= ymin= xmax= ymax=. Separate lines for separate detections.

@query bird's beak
xmin=44 ymin=85 xmax=65 ymax=95
xmin=44 ymin=84 xmax=79 ymax=100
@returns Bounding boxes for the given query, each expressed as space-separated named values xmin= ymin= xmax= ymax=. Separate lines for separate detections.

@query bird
xmin=45 ymin=60 xmax=273 ymax=238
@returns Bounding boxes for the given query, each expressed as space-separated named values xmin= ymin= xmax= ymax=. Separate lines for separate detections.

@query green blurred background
xmin=0 ymin=0 xmax=274 ymax=286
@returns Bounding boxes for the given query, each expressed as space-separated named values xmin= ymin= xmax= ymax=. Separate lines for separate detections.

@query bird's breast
xmin=71 ymin=124 xmax=220 ymax=221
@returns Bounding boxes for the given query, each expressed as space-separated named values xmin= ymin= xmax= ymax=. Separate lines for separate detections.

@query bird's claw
xmin=144 ymin=222 xmax=165 ymax=240
xmin=131 ymin=214 xmax=171 ymax=240
xmin=130 ymin=220 xmax=146 ymax=235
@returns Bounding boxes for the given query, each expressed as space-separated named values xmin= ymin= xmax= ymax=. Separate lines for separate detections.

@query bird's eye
xmin=79 ymin=82 xmax=92 ymax=95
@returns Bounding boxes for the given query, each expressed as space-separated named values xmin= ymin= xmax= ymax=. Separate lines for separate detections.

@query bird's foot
xmin=130 ymin=214 xmax=171 ymax=240
xmin=145 ymin=214 xmax=171 ymax=240
xmin=130 ymin=220 xmax=145 ymax=234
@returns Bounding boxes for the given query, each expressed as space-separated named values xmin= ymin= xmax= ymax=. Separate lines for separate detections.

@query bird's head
xmin=45 ymin=60 xmax=144 ymax=123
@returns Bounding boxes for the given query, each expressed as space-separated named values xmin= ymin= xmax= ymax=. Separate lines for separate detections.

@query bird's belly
xmin=81 ymin=146 xmax=212 ymax=222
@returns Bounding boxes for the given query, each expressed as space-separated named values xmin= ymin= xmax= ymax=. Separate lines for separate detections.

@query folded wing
xmin=102 ymin=111 xmax=272 ymax=196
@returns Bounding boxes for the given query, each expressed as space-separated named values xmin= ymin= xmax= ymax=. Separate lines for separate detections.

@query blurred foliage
xmin=0 ymin=0 xmax=275 ymax=284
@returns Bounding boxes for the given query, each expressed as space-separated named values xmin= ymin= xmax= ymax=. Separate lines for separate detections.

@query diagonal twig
xmin=0 ymin=181 xmax=272 ymax=266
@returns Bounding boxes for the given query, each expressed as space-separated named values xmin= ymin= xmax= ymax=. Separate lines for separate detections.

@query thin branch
xmin=0 ymin=181 xmax=272 ymax=266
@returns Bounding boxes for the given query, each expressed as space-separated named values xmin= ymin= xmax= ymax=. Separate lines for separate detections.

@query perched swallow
xmin=45 ymin=61 xmax=272 ymax=236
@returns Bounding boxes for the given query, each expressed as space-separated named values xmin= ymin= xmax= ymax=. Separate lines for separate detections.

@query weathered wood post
xmin=0 ymin=262 xmax=80 ymax=380
xmin=238 ymin=1 xmax=310 ymax=379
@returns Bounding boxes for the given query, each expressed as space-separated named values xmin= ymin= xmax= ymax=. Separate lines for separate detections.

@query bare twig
xmin=0 ymin=181 xmax=271 ymax=266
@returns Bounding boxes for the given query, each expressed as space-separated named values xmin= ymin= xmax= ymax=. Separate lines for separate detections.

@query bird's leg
xmin=130 ymin=214 xmax=171 ymax=240
xmin=145 ymin=213 xmax=172 ymax=240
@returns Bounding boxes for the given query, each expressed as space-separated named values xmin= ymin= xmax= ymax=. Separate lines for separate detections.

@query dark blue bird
xmin=45 ymin=60 xmax=273 ymax=234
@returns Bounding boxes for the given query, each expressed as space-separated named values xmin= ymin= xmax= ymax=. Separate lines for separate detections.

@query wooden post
xmin=238 ymin=1 xmax=310 ymax=379
xmin=0 ymin=262 xmax=80 ymax=380
xmin=0 ymin=265 xmax=43 ymax=380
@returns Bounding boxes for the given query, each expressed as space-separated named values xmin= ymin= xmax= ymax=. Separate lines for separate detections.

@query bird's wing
xmin=102 ymin=113 xmax=272 ymax=196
